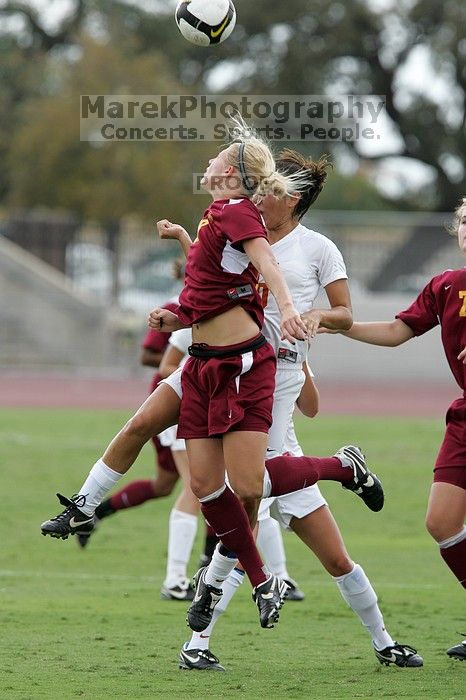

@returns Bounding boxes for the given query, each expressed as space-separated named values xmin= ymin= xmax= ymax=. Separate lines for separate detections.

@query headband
xmin=238 ymin=143 xmax=257 ymax=194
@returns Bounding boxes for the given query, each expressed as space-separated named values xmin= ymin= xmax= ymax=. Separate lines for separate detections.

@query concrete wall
xmin=0 ymin=235 xmax=111 ymax=368
xmin=310 ymin=291 xmax=454 ymax=386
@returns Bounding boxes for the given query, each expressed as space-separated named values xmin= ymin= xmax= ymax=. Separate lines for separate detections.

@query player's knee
xmin=326 ymin=554 xmax=354 ymax=578
xmin=123 ymin=412 xmax=153 ymax=442
xmin=229 ymin=476 xmax=263 ymax=501
xmin=151 ymin=476 xmax=176 ymax=497
xmin=425 ymin=513 xmax=462 ymax=542
xmin=189 ymin=474 xmax=220 ymax=500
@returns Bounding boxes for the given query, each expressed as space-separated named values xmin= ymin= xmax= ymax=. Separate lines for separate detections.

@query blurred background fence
xmin=0 ymin=207 xmax=459 ymax=383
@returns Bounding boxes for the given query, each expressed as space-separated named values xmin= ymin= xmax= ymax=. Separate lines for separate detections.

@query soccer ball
xmin=175 ymin=0 xmax=236 ymax=47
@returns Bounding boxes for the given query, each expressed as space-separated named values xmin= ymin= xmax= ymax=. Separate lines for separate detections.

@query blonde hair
xmin=449 ymin=197 xmax=466 ymax=234
xmin=224 ymin=115 xmax=311 ymax=199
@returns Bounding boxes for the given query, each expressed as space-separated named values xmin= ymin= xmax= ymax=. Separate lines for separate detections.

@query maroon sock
xmin=206 ymin=523 xmax=217 ymax=537
xmin=265 ymin=454 xmax=353 ymax=497
xmin=200 ymin=487 xmax=267 ymax=588
xmin=440 ymin=536 xmax=466 ymax=588
xmin=110 ymin=479 xmax=156 ymax=510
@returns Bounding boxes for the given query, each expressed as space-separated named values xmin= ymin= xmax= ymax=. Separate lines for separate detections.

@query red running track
xmin=0 ymin=372 xmax=459 ymax=417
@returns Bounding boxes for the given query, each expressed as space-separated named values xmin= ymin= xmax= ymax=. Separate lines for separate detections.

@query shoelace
xmin=392 ymin=643 xmax=417 ymax=656
xmin=52 ymin=493 xmax=87 ymax=522
xmin=198 ymin=649 xmax=220 ymax=663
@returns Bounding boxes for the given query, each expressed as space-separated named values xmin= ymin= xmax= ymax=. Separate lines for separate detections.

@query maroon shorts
xmin=433 ymin=398 xmax=466 ymax=489
xmin=152 ymin=435 xmax=178 ymax=473
xmin=177 ymin=336 xmax=276 ymax=439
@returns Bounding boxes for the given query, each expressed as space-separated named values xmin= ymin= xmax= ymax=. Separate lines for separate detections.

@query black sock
xmin=95 ymin=499 xmax=116 ymax=519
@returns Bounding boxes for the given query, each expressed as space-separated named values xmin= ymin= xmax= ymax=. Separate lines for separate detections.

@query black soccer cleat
xmin=40 ymin=493 xmax=95 ymax=540
xmin=76 ymin=515 xmax=100 ymax=549
xmin=282 ymin=577 xmax=305 ymax=601
xmin=446 ymin=636 xmax=466 ymax=660
xmin=161 ymin=576 xmax=195 ymax=601
xmin=335 ymin=445 xmax=384 ymax=512
xmin=179 ymin=645 xmax=225 ymax=671
xmin=252 ymin=574 xmax=290 ymax=629
xmin=187 ymin=567 xmax=223 ymax=632
xmin=374 ymin=642 xmax=423 ymax=667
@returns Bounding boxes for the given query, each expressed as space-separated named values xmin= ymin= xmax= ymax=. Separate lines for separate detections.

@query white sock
xmin=187 ymin=568 xmax=245 ymax=651
xmin=164 ymin=509 xmax=198 ymax=588
xmin=333 ymin=563 xmax=394 ymax=651
xmin=204 ymin=544 xmax=238 ymax=587
xmin=78 ymin=459 xmax=122 ymax=516
xmin=256 ymin=516 xmax=289 ymax=580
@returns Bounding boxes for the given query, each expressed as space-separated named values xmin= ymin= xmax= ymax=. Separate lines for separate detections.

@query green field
xmin=1 ymin=407 xmax=464 ymax=699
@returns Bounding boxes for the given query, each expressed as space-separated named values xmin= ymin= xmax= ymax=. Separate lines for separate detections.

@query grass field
xmin=1 ymin=407 xmax=465 ymax=699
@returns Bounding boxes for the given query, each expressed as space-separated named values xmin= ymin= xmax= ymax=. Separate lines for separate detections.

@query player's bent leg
xmin=103 ymin=382 xmax=181 ymax=474
xmin=40 ymin=383 xmax=182 ymax=540
xmin=263 ymin=446 xmax=384 ymax=512
xmin=290 ymin=505 xmax=352 ymax=577
xmin=425 ymin=481 xmax=466 ymax=542
xmin=290 ymin=505 xmax=422 ymax=667
xmin=426 ymin=481 xmax=466 ymax=589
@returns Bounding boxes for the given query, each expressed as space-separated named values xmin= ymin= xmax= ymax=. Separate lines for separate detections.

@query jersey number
xmin=257 ymin=282 xmax=269 ymax=308
xmin=459 ymin=291 xmax=466 ymax=317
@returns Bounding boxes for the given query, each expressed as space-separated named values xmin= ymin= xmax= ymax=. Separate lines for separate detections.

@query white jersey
xmin=261 ymin=223 xmax=347 ymax=368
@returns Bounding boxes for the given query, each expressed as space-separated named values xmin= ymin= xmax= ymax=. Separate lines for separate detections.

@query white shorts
xmin=259 ymin=486 xmax=327 ymax=531
xmin=268 ymin=368 xmax=305 ymax=455
xmin=160 ymin=365 xmax=183 ymax=399
xmin=260 ymin=415 xmax=327 ymax=530
xmin=158 ymin=425 xmax=186 ymax=452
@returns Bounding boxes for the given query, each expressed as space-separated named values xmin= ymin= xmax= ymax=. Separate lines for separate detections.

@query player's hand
xmin=301 ymin=310 xmax=323 ymax=339
xmin=156 ymin=219 xmax=188 ymax=242
xmin=148 ymin=308 xmax=181 ymax=332
xmin=457 ymin=347 xmax=466 ymax=364
xmin=280 ymin=305 xmax=308 ymax=344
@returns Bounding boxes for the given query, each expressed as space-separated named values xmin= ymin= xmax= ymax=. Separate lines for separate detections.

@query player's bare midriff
xmin=192 ymin=305 xmax=261 ymax=347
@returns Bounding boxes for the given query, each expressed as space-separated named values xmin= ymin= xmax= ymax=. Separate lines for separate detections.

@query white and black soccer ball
xmin=175 ymin=0 xmax=236 ymax=47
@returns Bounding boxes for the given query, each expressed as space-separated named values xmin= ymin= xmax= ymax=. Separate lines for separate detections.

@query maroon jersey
xmin=176 ymin=198 xmax=267 ymax=328
xmin=142 ymin=299 xmax=178 ymax=392
xmin=396 ymin=268 xmax=466 ymax=394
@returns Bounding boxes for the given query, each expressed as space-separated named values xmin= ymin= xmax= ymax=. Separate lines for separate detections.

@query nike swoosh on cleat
xmin=182 ymin=651 xmax=200 ymax=663
xmin=69 ymin=516 xmax=93 ymax=528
